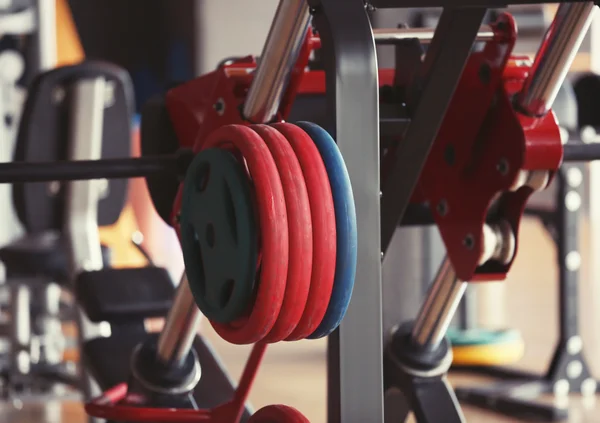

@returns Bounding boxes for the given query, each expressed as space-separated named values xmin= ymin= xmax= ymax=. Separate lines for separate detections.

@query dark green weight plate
xmin=180 ymin=148 xmax=258 ymax=323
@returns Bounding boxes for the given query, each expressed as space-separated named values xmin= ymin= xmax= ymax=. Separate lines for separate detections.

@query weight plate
xmin=296 ymin=122 xmax=357 ymax=339
xmin=449 ymin=328 xmax=525 ymax=367
xmin=251 ymin=125 xmax=313 ymax=343
xmin=180 ymin=148 xmax=258 ymax=323
xmin=249 ymin=405 xmax=310 ymax=423
xmin=446 ymin=327 xmax=521 ymax=346
xmin=204 ymin=125 xmax=289 ymax=345
xmin=271 ymin=123 xmax=337 ymax=341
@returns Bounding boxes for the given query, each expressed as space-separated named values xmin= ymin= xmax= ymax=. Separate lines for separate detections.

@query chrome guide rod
xmin=517 ymin=2 xmax=597 ymax=117
xmin=242 ymin=0 xmax=311 ymax=123
xmin=156 ymin=274 xmax=203 ymax=367
xmin=373 ymin=25 xmax=494 ymax=44
xmin=411 ymin=257 xmax=467 ymax=350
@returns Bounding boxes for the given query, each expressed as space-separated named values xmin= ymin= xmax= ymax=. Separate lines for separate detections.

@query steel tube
xmin=411 ymin=257 xmax=467 ymax=350
xmin=373 ymin=25 xmax=494 ymax=44
xmin=517 ymin=2 xmax=597 ymax=117
xmin=157 ymin=275 xmax=202 ymax=367
xmin=0 ymin=153 xmax=189 ymax=183
xmin=242 ymin=0 xmax=310 ymax=123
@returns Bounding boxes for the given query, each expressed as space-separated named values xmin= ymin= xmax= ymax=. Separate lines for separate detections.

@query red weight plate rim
xmin=249 ymin=405 xmax=310 ymax=423
xmin=271 ymin=123 xmax=337 ymax=341
xmin=251 ymin=124 xmax=313 ymax=343
xmin=203 ymin=124 xmax=289 ymax=344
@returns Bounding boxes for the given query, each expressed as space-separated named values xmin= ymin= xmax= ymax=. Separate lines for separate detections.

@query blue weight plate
xmin=180 ymin=148 xmax=258 ymax=323
xmin=296 ymin=122 xmax=357 ymax=339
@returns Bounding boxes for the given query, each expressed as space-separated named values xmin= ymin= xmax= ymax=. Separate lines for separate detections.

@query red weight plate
xmin=251 ymin=124 xmax=313 ymax=343
xmin=271 ymin=123 xmax=337 ymax=341
xmin=249 ymin=405 xmax=310 ymax=423
xmin=203 ymin=125 xmax=289 ymax=345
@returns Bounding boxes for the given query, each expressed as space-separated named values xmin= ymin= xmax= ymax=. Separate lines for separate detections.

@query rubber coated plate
xmin=180 ymin=148 xmax=258 ymax=323
xmin=249 ymin=405 xmax=310 ymax=423
xmin=13 ymin=61 xmax=134 ymax=232
xmin=296 ymin=122 xmax=357 ymax=339
xmin=271 ymin=123 xmax=336 ymax=341
xmin=203 ymin=125 xmax=289 ymax=345
xmin=449 ymin=328 xmax=525 ymax=367
xmin=446 ymin=327 xmax=521 ymax=346
xmin=251 ymin=125 xmax=313 ymax=343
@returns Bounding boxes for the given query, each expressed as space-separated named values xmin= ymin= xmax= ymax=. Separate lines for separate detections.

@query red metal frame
xmin=414 ymin=13 xmax=562 ymax=281
xmin=164 ymin=18 xmax=562 ymax=282
xmin=86 ymin=343 xmax=267 ymax=422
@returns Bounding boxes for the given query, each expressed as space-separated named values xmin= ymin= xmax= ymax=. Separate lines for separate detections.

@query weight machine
xmin=2 ymin=0 xmax=600 ymax=422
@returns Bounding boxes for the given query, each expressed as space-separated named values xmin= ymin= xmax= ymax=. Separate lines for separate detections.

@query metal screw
xmin=496 ymin=158 xmax=509 ymax=175
xmin=565 ymin=251 xmax=581 ymax=272
xmin=463 ymin=234 xmax=475 ymax=250
xmin=567 ymin=336 xmax=583 ymax=355
xmin=47 ymin=181 xmax=61 ymax=196
xmin=214 ymin=98 xmax=226 ymax=116
xmin=379 ymin=191 xmax=383 ymax=198
xmin=436 ymin=200 xmax=448 ymax=216
xmin=478 ymin=63 xmax=491 ymax=85
xmin=52 ymin=87 xmax=65 ymax=104
xmin=174 ymin=213 xmax=181 ymax=224
xmin=565 ymin=191 xmax=581 ymax=212
xmin=566 ymin=167 xmax=583 ymax=188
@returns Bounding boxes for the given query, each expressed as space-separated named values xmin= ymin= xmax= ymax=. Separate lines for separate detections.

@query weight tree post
xmin=308 ymin=1 xmax=384 ymax=421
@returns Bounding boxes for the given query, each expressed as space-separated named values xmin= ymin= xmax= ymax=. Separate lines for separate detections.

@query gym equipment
xmin=0 ymin=60 xmax=133 ymax=398
xmin=296 ymin=122 xmax=357 ymax=340
xmin=4 ymin=0 xmax=600 ymax=422
xmin=271 ymin=122 xmax=336 ymax=341
xmin=444 ymin=78 xmax=591 ymax=418
xmin=180 ymin=148 xmax=258 ymax=324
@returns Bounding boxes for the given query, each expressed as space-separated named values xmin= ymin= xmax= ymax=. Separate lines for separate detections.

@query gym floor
xmin=6 ymin=215 xmax=600 ymax=423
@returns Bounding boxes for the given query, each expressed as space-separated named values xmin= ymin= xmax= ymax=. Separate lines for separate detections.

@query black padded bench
xmin=75 ymin=266 xmax=175 ymax=324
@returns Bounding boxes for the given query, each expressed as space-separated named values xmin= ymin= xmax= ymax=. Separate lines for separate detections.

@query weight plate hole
xmin=206 ymin=224 xmax=216 ymax=248
xmin=196 ymin=163 xmax=211 ymax=192
xmin=189 ymin=224 xmax=206 ymax=297
xmin=220 ymin=279 xmax=235 ymax=308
